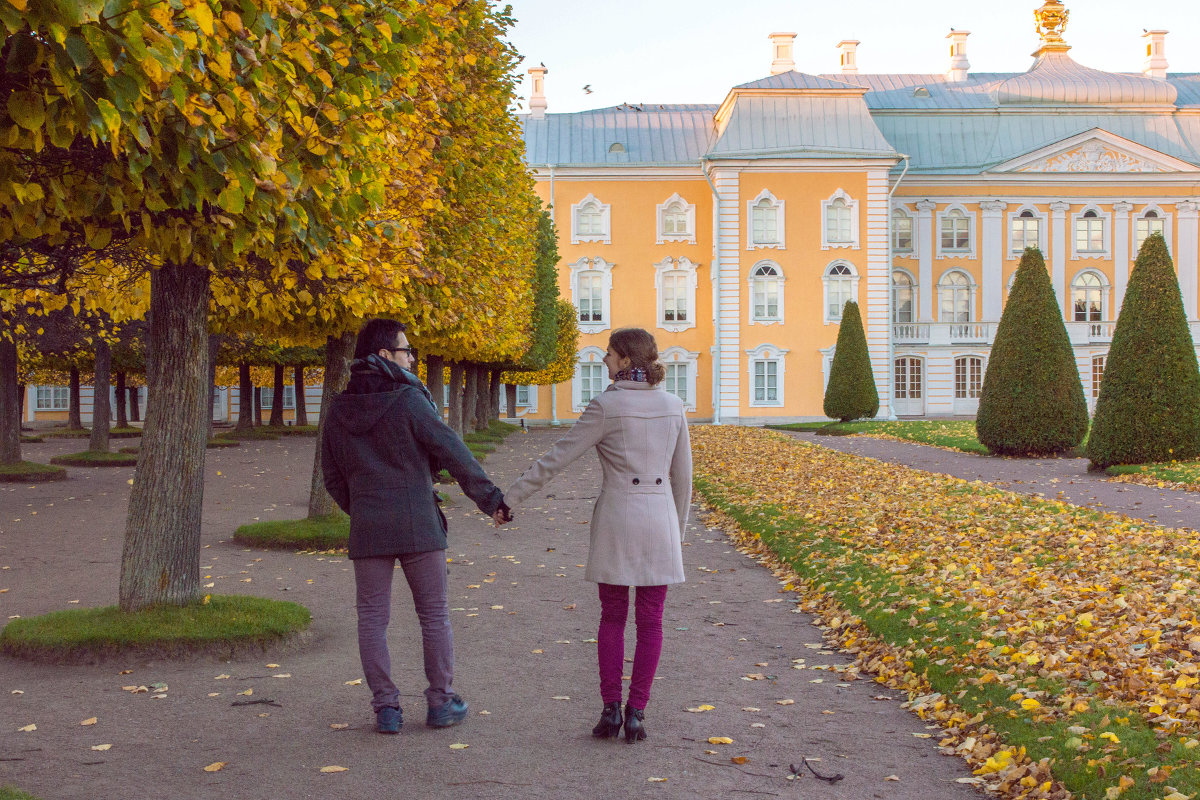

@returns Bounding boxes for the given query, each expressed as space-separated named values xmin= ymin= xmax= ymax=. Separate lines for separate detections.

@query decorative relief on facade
xmin=1017 ymin=140 xmax=1166 ymax=173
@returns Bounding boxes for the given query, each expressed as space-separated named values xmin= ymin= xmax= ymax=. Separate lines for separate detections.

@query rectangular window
xmin=1135 ymin=217 xmax=1165 ymax=253
xmin=35 ymin=386 xmax=69 ymax=410
xmin=1076 ymin=218 xmax=1105 ymax=253
xmin=941 ymin=215 xmax=970 ymax=250
xmin=827 ymin=206 xmax=852 ymax=243
xmin=954 ymin=358 xmax=983 ymax=399
xmin=1012 ymin=217 xmax=1040 ymax=252
xmin=1091 ymin=355 xmax=1106 ymax=399
xmin=893 ymin=216 xmax=913 ymax=251
xmin=662 ymin=273 xmax=688 ymax=323
xmin=516 ymin=385 xmax=531 ymax=406
xmin=577 ymin=209 xmax=602 ymax=236
xmin=752 ymin=206 xmax=778 ymax=245
xmin=753 ymin=281 xmax=779 ymax=320
xmin=753 ymin=361 xmax=778 ymax=403
xmin=260 ymin=385 xmax=296 ymax=410
xmin=664 ymin=364 xmax=688 ymax=403
xmin=580 ymin=364 xmax=604 ymax=405
xmin=578 ymin=272 xmax=602 ymax=322
xmin=828 ymin=279 xmax=852 ymax=320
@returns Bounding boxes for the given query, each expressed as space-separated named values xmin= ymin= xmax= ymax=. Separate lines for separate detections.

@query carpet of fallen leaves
xmin=692 ymin=426 xmax=1200 ymax=800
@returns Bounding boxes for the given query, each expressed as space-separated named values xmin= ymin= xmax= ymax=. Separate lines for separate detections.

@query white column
xmin=866 ymin=169 xmax=891 ymax=418
xmin=1050 ymin=201 xmax=1070 ymax=313
xmin=916 ymin=200 xmax=936 ymax=322
xmin=1178 ymin=201 xmax=1200 ymax=321
xmin=980 ymin=200 xmax=1007 ymax=321
xmin=714 ymin=168 xmax=742 ymax=423
xmin=1112 ymin=201 xmax=1133 ymax=315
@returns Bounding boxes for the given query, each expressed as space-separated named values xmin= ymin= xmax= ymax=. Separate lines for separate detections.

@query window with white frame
xmin=747 ymin=189 xmax=784 ymax=249
xmin=571 ymin=193 xmax=611 ymax=244
xmin=1135 ymin=208 xmax=1167 ymax=254
xmin=954 ymin=356 xmax=984 ymax=399
xmin=892 ymin=209 xmax=914 ymax=253
xmin=35 ymin=386 xmax=69 ymax=410
xmin=515 ymin=385 xmax=532 ymax=407
xmin=938 ymin=270 xmax=973 ymax=322
xmin=1072 ymin=207 xmax=1109 ymax=258
xmin=823 ymin=262 xmax=858 ymax=323
xmin=573 ymin=347 xmax=609 ymax=410
xmin=654 ymin=257 xmax=698 ymax=333
xmin=569 ymin=257 xmax=614 ymax=333
xmin=260 ymin=385 xmax=296 ymax=410
xmin=822 ymin=190 xmax=858 ymax=249
xmin=1009 ymin=208 xmax=1043 ymax=255
xmin=749 ymin=261 xmax=783 ymax=324
xmin=656 ymin=193 xmax=696 ymax=244
xmin=1071 ymin=271 xmax=1105 ymax=322
xmin=659 ymin=346 xmax=699 ymax=411
xmin=892 ymin=270 xmax=915 ymax=323
xmin=938 ymin=207 xmax=973 ymax=255
xmin=746 ymin=344 xmax=788 ymax=407
xmin=1091 ymin=354 xmax=1106 ymax=399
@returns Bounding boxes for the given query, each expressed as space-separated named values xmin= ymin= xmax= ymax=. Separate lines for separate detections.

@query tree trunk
xmin=129 ymin=385 xmax=140 ymax=422
xmin=235 ymin=362 xmax=253 ymax=430
xmin=88 ymin=338 xmax=112 ymax=453
xmin=308 ymin=331 xmax=355 ymax=519
xmin=269 ymin=363 xmax=285 ymax=427
xmin=0 ymin=339 xmax=21 ymax=465
xmin=17 ymin=382 xmax=26 ymax=429
xmin=448 ymin=362 xmax=464 ymax=437
xmin=489 ymin=369 xmax=502 ymax=422
xmin=68 ymin=367 xmax=82 ymax=430
xmin=426 ymin=354 xmax=445 ymax=419
xmin=253 ymin=387 xmax=263 ymax=427
xmin=206 ymin=335 xmax=220 ymax=439
xmin=294 ymin=366 xmax=308 ymax=427
xmin=119 ymin=259 xmax=210 ymax=611
xmin=463 ymin=363 xmax=478 ymax=434
xmin=505 ymin=383 xmax=518 ymax=419
xmin=115 ymin=372 xmax=128 ymax=429
xmin=475 ymin=365 xmax=491 ymax=432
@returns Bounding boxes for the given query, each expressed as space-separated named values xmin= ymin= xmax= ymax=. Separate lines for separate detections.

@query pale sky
xmin=503 ymin=0 xmax=1200 ymax=114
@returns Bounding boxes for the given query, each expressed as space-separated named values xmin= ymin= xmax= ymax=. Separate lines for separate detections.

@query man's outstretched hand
xmin=492 ymin=502 xmax=513 ymax=527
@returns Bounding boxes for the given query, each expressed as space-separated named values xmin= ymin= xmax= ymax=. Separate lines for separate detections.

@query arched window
xmin=892 ymin=270 xmax=914 ymax=323
xmin=1071 ymin=271 xmax=1104 ymax=322
xmin=661 ymin=202 xmax=687 ymax=235
xmin=569 ymin=256 xmax=615 ymax=333
xmin=1135 ymin=209 xmax=1166 ymax=254
xmin=656 ymin=193 xmax=696 ymax=244
xmin=940 ymin=208 xmax=970 ymax=251
xmin=1076 ymin=209 xmax=1105 ymax=253
xmin=752 ymin=197 xmax=779 ymax=245
xmin=573 ymin=346 xmax=609 ymax=410
xmin=571 ymin=193 xmax=611 ymax=244
xmin=824 ymin=263 xmax=856 ymax=322
xmin=577 ymin=202 xmax=603 ymax=235
xmin=750 ymin=263 xmax=783 ymax=322
xmin=938 ymin=271 xmax=972 ymax=322
xmin=1011 ymin=209 xmax=1040 ymax=254
xmin=826 ymin=198 xmax=852 ymax=244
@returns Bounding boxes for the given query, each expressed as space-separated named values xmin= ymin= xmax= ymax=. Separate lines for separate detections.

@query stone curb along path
xmin=1 ymin=428 xmax=980 ymax=800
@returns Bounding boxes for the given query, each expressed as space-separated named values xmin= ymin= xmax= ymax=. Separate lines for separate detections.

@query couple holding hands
xmin=321 ymin=320 xmax=692 ymax=743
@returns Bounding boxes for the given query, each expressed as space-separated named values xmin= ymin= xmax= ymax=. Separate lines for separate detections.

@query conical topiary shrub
xmin=1087 ymin=233 xmax=1200 ymax=468
xmin=976 ymin=247 xmax=1088 ymax=455
xmin=823 ymin=300 xmax=878 ymax=422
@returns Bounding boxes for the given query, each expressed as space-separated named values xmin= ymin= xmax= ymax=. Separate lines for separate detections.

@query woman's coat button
xmin=655 ymin=478 xmax=662 ymax=485
xmin=632 ymin=478 xmax=639 ymax=485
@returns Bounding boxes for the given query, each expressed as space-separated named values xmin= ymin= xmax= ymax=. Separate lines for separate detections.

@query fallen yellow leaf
xmin=685 ymin=704 xmax=716 ymax=713
xmin=320 ymin=765 xmax=349 ymax=773
xmin=90 ymin=744 xmax=112 ymax=751
xmin=707 ymin=736 xmax=734 ymax=745
xmin=203 ymin=762 xmax=226 ymax=772
xmin=449 ymin=743 xmax=469 ymax=750
xmin=775 ymin=699 xmax=794 ymax=706
xmin=344 ymin=679 xmax=362 ymax=686
xmin=80 ymin=717 xmax=97 ymax=726
xmin=18 ymin=724 xmax=35 ymax=732
xmin=731 ymin=756 xmax=749 ymax=764
xmin=330 ymin=723 xmax=349 ymax=730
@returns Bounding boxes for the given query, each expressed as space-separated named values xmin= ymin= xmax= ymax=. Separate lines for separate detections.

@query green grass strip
xmin=41 ymin=428 xmax=90 ymax=438
xmin=693 ymin=468 xmax=1198 ymax=799
xmin=0 ymin=786 xmax=41 ymax=800
xmin=0 ymin=595 xmax=311 ymax=663
xmin=0 ymin=461 xmax=67 ymax=482
xmin=49 ymin=451 xmax=139 ymax=467
xmin=234 ymin=513 xmax=349 ymax=551
xmin=769 ymin=419 xmax=991 ymax=454
xmin=215 ymin=427 xmax=281 ymax=441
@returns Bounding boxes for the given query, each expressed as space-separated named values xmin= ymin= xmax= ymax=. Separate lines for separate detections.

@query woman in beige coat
xmin=503 ymin=328 xmax=692 ymax=743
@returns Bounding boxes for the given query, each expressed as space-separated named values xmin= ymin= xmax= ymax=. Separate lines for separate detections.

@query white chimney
xmin=837 ymin=40 xmax=859 ymax=75
xmin=946 ymin=29 xmax=970 ymax=82
xmin=769 ymin=32 xmax=797 ymax=75
xmin=1142 ymin=30 xmax=1168 ymax=80
xmin=528 ymin=64 xmax=548 ymax=119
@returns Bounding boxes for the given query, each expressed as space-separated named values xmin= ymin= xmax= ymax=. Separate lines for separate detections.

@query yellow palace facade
xmin=511 ymin=2 xmax=1200 ymax=424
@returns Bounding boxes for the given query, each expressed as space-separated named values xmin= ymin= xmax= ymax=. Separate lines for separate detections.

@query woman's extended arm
xmin=505 ymin=398 xmax=607 ymax=508
xmin=669 ymin=410 xmax=692 ymax=539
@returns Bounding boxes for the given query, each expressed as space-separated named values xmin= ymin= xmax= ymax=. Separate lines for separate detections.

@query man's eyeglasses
xmin=387 ymin=346 xmax=418 ymax=359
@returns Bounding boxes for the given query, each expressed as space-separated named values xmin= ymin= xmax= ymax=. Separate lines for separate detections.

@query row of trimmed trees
xmin=823 ymin=233 xmax=1200 ymax=469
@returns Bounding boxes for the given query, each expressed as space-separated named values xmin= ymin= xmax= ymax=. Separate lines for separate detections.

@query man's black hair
xmin=353 ymin=318 xmax=407 ymax=360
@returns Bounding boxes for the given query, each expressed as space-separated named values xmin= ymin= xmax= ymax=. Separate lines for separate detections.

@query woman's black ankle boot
xmin=592 ymin=701 xmax=623 ymax=738
xmin=623 ymin=704 xmax=646 ymax=743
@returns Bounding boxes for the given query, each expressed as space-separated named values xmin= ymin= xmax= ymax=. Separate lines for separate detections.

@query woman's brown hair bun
xmin=608 ymin=327 xmax=666 ymax=386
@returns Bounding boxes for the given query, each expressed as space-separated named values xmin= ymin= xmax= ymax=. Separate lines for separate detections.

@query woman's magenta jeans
xmin=596 ymin=583 xmax=668 ymax=710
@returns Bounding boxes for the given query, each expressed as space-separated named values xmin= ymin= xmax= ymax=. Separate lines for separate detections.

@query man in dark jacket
xmin=322 ymin=318 xmax=511 ymax=734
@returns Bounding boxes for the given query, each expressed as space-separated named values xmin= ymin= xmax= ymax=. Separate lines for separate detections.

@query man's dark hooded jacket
xmin=322 ymin=355 xmax=504 ymax=558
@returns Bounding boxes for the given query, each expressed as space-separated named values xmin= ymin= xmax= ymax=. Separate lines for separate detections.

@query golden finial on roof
xmin=1034 ymin=1 xmax=1069 ymax=45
